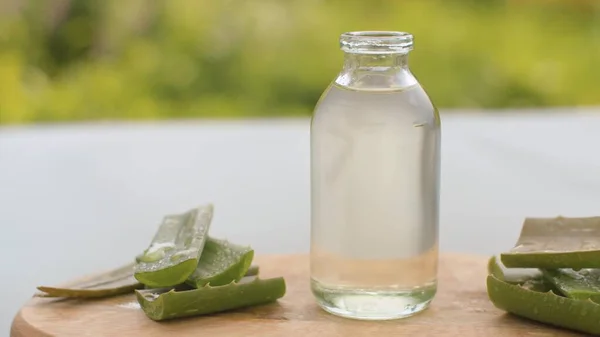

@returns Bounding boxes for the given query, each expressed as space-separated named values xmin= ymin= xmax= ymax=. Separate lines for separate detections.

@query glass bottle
xmin=310 ymin=31 xmax=441 ymax=320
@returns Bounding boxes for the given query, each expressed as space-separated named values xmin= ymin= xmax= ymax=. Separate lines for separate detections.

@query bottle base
xmin=311 ymin=279 xmax=436 ymax=320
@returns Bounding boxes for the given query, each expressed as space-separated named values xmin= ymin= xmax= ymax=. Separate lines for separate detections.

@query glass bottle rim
xmin=340 ymin=31 xmax=414 ymax=54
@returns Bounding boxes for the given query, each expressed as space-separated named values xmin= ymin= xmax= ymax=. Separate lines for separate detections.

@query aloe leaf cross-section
xmin=186 ymin=237 xmax=254 ymax=288
xmin=134 ymin=204 xmax=214 ymax=288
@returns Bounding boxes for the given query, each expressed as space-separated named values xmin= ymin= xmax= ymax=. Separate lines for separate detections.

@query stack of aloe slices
xmin=488 ymin=216 xmax=600 ymax=335
xmin=35 ymin=204 xmax=286 ymax=321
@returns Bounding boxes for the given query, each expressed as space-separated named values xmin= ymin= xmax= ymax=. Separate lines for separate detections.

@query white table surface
xmin=2 ymin=108 xmax=600 ymax=333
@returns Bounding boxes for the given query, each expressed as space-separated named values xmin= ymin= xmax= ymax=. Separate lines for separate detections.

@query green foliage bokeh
xmin=0 ymin=0 xmax=599 ymax=125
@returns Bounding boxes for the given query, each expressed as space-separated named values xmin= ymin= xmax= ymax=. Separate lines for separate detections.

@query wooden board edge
xmin=11 ymin=308 xmax=51 ymax=337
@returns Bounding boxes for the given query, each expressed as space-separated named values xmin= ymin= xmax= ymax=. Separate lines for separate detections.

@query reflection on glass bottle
xmin=310 ymin=31 xmax=441 ymax=320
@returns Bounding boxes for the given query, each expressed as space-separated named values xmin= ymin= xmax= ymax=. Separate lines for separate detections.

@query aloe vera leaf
xmin=134 ymin=204 xmax=214 ymax=288
xmin=36 ymin=262 xmax=143 ymax=298
xmin=500 ymin=216 xmax=600 ymax=269
xmin=135 ymin=276 xmax=286 ymax=321
xmin=487 ymin=274 xmax=600 ymax=336
xmin=186 ymin=237 xmax=254 ymax=288
xmin=487 ymin=255 xmax=542 ymax=284
xmin=541 ymin=268 xmax=600 ymax=302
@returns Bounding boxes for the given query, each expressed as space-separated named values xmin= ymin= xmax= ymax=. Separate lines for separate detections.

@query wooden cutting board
xmin=11 ymin=253 xmax=584 ymax=336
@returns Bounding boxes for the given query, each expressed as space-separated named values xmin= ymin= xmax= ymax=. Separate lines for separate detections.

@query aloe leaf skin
xmin=36 ymin=262 xmax=143 ymax=298
xmin=135 ymin=276 xmax=286 ymax=321
xmin=487 ymin=274 xmax=600 ymax=336
xmin=542 ymin=268 xmax=600 ymax=301
xmin=134 ymin=204 xmax=213 ymax=288
xmin=501 ymin=216 xmax=600 ymax=269
xmin=186 ymin=237 xmax=254 ymax=288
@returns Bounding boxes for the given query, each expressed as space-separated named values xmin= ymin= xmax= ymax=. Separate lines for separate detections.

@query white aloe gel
xmin=310 ymin=31 xmax=441 ymax=320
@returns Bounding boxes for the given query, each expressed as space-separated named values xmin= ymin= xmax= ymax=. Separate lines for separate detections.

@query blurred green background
xmin=0 ymin=0 xmax=599 ymax=125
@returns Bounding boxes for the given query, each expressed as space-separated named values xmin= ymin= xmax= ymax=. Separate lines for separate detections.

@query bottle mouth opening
xmin=340 ymin=31 xmax=414 ymax=54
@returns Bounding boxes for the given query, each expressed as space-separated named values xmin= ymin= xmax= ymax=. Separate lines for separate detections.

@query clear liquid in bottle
xmin=310 ymin=31 xmax=441 ymax=320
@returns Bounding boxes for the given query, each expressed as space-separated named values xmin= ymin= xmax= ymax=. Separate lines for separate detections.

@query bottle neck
xmin=335 ymin=52 xmax=415 ymax=90
xmin=343 ymin=53 xmax=409 ymax=70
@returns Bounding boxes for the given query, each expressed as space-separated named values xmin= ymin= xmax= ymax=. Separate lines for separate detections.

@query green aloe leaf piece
xmin=542 ymin=268 xmax=600 ymax=302
xmin=135 ymin=276 xmax=286 ymax=321
xmin=487 ymin=274 xmax=600 ymax=336
xmin=186 ymin=237 xmax=254 ymax=288
xmin=134 ymin=204 xmax=213 ymax=288
xmin=500 ymin=216 xmax=600 ymax=269
xmin=36 ymin=262 xmax=143 ymax=298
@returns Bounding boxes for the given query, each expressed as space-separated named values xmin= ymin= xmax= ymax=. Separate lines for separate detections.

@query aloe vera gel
xmin=310 ymin=31 xmax=441 ymax=320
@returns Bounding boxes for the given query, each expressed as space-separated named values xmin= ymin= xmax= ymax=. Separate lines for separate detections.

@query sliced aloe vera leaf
xmin=186 ymin=237 xmax=254 ymax=288
xmin=500 ymin=216 xmax=600 ymax=269
xmin=135 ymin=276 xmax=286 ymax=321
xmin=134 ymin=204 xmax=214 ymax=288
xmin=487 ymin=274 xmax=600 ymax=335
xmin=136 ymin=254 xmax=258 ymax=283
xmin=542 ymin=268 xmax=600 ymax=301
xmin=487 ymin=255 xmax=542 ymax=284
xmin=36 ymin=262 xmax=143 ymax=298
